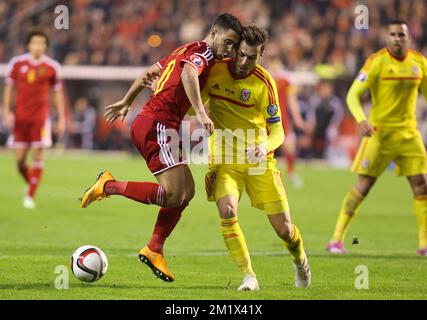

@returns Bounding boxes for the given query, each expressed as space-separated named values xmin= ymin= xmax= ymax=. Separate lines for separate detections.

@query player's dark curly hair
xmin=389 ymin=19 xmax=408 ymax=26
xmin=26 ymin=29 xmax=49 ymax=47
xmin=241 ymin=25 xmax=269 ymax=54
xmin=212 ymin=13 xmax=243 ymax=35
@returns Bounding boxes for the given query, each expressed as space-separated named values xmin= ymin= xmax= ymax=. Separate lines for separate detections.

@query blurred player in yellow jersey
xmin=202 ymin=26 xmax=311 ymax=290
xmin=327 ymin=20 xmax=427 ymax=255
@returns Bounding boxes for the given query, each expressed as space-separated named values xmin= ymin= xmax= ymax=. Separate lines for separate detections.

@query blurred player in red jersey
xmin=2 ymin=30 xmax=65 ymax=209
xmin=268 ymin=58 xmax=308 ymax=188
xmin=81 ymin=13 xmax=242 ymax=282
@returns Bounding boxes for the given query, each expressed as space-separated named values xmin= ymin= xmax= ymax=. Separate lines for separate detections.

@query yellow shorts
xmin=352 ymin=127 xmax=427 ymax=177
xmin=205 ymin=159 xmax=289 ymax=214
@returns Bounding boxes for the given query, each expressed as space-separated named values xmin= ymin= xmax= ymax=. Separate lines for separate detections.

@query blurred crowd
xmin=1 ymin=0 xmax=427 ymax=162
xmin=1 ymin=0 xmax=426 ymax=73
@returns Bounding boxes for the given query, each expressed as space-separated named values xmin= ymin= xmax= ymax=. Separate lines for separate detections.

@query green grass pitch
xmin=1 ymin=150 xmax=427 ymax=300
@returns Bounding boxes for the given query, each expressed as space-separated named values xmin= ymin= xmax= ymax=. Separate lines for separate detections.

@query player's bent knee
xmin=412 ymin=177 xmax=427 ymax=196
xmin=16 ymin=159 xmax=26 ymax=167
xmin=185 ymin=186 xmax=195 ymax=203
xmin=273 ymin=220 xmax=293 ymax=242
xmin=218 ymin=202 xmax=238 ymax=219
xmin=356 ymin=176 xmax=376 ymax=196
xmin=164 ymin=191 xmax=185 ymax=208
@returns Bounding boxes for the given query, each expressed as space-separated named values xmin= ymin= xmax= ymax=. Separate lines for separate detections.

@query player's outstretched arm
xmin=104 ymin=63 xmax=161 ymax=123
xmin=181 ymin=63 xmax=214 ymax=134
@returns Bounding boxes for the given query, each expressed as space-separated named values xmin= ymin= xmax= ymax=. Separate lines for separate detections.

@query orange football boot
xmin=81 ymin=171 xmax=115 ymax=208
xmin=138 ymin=246 xmax=175 ymax=282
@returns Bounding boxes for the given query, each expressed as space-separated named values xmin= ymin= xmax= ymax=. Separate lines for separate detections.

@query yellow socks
xmin=413 ymin=196 xmax=427 ymax=249
xmin=331 ymin=188 xmax=364 ymax=242
xmin=284 ymin=224 xmax=306 ymax=265
xmin=220 ymin=217 xmax=254 ymax=276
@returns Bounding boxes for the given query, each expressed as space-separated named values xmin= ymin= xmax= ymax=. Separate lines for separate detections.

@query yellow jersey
xmin=347 ymin=48 xmax=427 ymax=129
xmin=201 ymin=60 xmax=284 ymax=165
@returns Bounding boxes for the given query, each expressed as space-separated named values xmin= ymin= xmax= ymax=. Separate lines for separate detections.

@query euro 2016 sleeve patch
xmin=357 ymin=72 xmax=367 ymax=82
xmin=185 ymin=54 xmax=206 ymax=74
xmin=267 ymin=104 xmax=278 ymax=116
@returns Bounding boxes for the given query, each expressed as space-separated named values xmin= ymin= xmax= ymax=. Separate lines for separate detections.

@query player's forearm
xmin=122 ymin=64 xmax=160 ymax=104
xmin=288 ymin=94 xmax=305 ymax=126
xmin=54 ymin=90 xmax=66 ymax=121
xmin=346 ymin=82 xmax=367 ymax=124
xmin=266 ymin=122 xmax=285 ymax=152
xmin=181 ymin=64 xmax=206 ymax=116
xmin=3 ymin=84 xmax=13 ymax=116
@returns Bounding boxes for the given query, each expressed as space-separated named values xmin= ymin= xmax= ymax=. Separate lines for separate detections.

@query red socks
xmin=286 ymin=154 xmax=296 ymax=175
xmin=148 ymin=200 xmax=189 ymax=254
xmin=105 ymin=181 xmax=166 ymax=206
xmin=104 ymin=180 xmax=189 ymax=255
xmin=28 ymin=160 xmax=43 ymax=198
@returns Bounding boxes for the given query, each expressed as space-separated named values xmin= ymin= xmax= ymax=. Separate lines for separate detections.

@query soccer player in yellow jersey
xmin=202 ymin=26 xmax=311 ymax=290
xmin=327 ymin=20 xmax=427 ymax=255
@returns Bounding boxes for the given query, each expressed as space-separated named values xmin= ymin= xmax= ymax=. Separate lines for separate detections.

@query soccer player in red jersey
xmin=81 ymin=13 xmax=242 ymax=282
xmin=2 ymin=30 xmax=65 ymax=209
xmin=269 ymin=58 xmax=308 ymax=188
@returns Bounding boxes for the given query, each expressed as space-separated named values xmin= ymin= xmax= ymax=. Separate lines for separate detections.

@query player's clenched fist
xmin=358 ymin=120 xmax=375 ymax=137
xmin=196 ymin=112 xmax=214 ymax=135
xmin=247 ymin=145 xmax=267 ymax=164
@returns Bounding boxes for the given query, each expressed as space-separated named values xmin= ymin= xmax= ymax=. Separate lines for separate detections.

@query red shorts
xmin=131 ymin=113 xmax=187 ymax=175
xmin=7 ymin=118 xmax=52 ymax=148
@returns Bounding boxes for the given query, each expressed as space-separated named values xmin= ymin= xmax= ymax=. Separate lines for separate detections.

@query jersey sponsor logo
xmin=267 ymin=104 xmax=278 ymax=116
xmin=225 ymin=88 xmax=235 ymax=95
xmin=358 ymin=72 xmax=367 ymax=82
xmin=266 ymin=116 xmax=280 ymax=124
xmin=240 ymin=89 xmax=251 ymax=101
xmin=189 ymin=54 xmax=204 ymax=67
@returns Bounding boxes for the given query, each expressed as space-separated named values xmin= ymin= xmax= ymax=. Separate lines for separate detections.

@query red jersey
xmin=142 ymin=40 xmax=214 ymax=127
xmin=275 ymin=74 xmax=296 ymax=132
xmin=6 ymin=53 xmax=62 ymax=123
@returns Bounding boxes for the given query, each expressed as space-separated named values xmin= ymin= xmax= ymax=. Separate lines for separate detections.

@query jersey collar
xmin=386 ymin=47 xmax=408 ymax=62
xmin=27 ymin=53 xmax=47 ymax=65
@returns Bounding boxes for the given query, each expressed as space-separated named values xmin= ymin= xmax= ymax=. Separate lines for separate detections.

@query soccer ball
xmin=71 ymin=245 xmax=108 ymax=282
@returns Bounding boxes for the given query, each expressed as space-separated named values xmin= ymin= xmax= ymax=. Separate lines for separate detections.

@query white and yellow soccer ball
xmin=71 ymin=245 xmax=108 ymax=282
